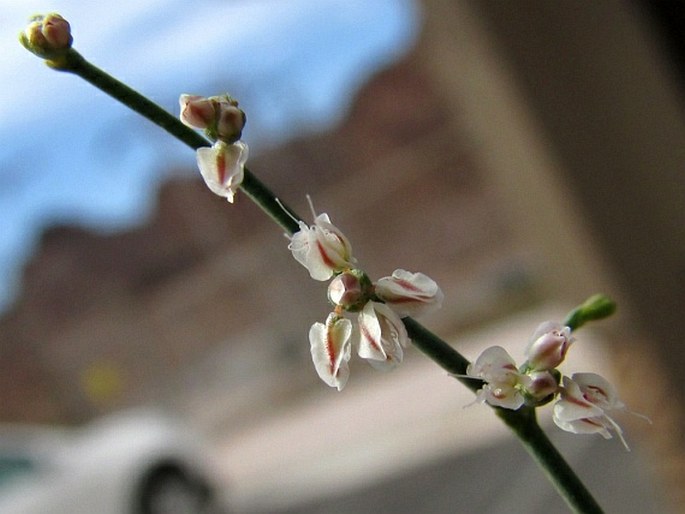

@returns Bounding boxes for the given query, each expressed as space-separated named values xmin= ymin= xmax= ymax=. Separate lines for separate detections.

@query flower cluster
xmin=289 ymin=210 xmax=443 ymax=390
xmin=179 ymin=94 xmax=248 ymax=203
xmin=466 ymin=321 xmax=646 ymax=448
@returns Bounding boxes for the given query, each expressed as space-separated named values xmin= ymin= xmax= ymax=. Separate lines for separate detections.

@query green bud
xmin=564 ymin=294 xmax=617 ymax=331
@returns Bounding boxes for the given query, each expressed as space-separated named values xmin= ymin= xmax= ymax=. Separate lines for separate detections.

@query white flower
xmin=467 ymin=346 xmax=519 ymax=384
xmin=525 ymin=321 xmax=574 ymax=371
xmin=357 ymin=301 xmax=408 ymax=370
xmin=309 ymin=313 xmax=352 ymax=391
xmin=553 ymin=373 xmax=630 ymax=449
xmin=466 ymin=346 xmax=526 ymax=409
xmin=374 ymin=269 xmax=444 ymax=318
xmin=196 ymin=141 xmax=248 ymax=203
xmin=288 ymin=213 xmax=355 ymax=281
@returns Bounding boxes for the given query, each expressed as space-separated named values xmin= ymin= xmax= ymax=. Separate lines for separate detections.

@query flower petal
xmin=309 ymin=314 xmax=352 ymax=391
xmin=466 ymin=346 xmax=519 ymax=384
xmin=196 ymin=141 xmax=248 ymax=202
xmin=288 ymin=212 xmax=355 ymax=281
xmin=478 ymin=383 xmax=525 ymax=410
xmin=375 ymin=269 xmax=444 ymax=318
xmin=552 ymin=412 xmax=613 ymax=439
xmin=357 ymin=301 xmax=407 ymax=370
xmin=179 ymin=94 xmax=215 ymax=129
xmin=571 ymin=372 xmax=624 ymax=411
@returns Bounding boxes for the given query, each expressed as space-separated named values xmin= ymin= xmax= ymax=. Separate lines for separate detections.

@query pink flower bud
xmin=524 ymin=321 xmax=574 ymax=370
xmin=374 ymin=269 xmax=443 ymax=318
xmin=179 ymin=94 xmax=246 ymax=143
xmin=216 ymin=102 xmax=246 ymax=143
xmin=40 ymin=13 xmax=72 ymax=49
xmin=21 ymin=13 xmax=72 ymax=59
xmin=523 ymin=370 xmax=559 ymax=401
xmin=328 ymin=271 xmax=370 ymax=311
xmin=179 ymin=95 xmax=216 ymax=129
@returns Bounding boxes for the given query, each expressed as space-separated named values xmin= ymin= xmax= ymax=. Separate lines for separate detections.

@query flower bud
xmin=564 ymin=294 xmax=617 ymax=331
xmin=524 ymin=321 xmax=574 ymax=371
xmin=327 ymin=270 xmax=371 ymax=312
xmin=20 ymin=13 xmax=73 ymax=60
xmin=179 ymin=94 xmax=246 ymax=143
xmin=522 ymin=370 xmax=559 ymax=404
xmin=179 ymin=95 xmax=216 ymax=129
xmin=216 ymin=102 xmax=246 ymax=143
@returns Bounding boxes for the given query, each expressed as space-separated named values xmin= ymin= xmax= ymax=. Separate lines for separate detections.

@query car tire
xmin=134 ymin=461 xmax=214 ymax=514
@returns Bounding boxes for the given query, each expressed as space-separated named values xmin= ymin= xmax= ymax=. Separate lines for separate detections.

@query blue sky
xmin=0 ymin=0 xmax=420 ymax=311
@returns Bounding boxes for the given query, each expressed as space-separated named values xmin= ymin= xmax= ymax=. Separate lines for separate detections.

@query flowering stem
xmin=54 ymin=49 xmax=301 ymax=234
xmin=33 ymin=47 xmax=603 ymax=514
xmin=405 ymin=318 xmax=603 ymax=513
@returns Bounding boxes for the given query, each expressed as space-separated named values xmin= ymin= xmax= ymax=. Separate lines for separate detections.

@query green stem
xmin=59 ymin=50 xmax=208 ymax=150
xmin=498 ymin=408 xmax=604 ymax=513
xmin=43 ymin=48 xmax=602 ymax=514
xmin=57 ymin=50 xmax=301 ymax=235
xmin=240 ymin=171 xmax=301 ymax=235
xmin=403 ymin=317 xmax=480 ymax=394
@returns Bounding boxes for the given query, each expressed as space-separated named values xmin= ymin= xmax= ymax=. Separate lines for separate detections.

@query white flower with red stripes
xmin=288 ymin=212 xmax=356 ymax=281
xmin=195 ymin=141 xmax=248 ymax=203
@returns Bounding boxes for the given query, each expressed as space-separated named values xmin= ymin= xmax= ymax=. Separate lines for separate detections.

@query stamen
xmin=604 ymin=414 xmax=631 ymax=451
xmin=275 ymin=197 xmax=300 ymax=224
xmin=306 ymin=194 xmax=317 ymax=219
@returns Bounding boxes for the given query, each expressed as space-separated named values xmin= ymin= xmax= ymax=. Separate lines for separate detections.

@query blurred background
xmin=1 ymin=0 xmax=683 ymax=512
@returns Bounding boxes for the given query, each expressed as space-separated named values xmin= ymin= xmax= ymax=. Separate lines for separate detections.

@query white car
xmin=0 ymin=409 xmax=228 ymax=514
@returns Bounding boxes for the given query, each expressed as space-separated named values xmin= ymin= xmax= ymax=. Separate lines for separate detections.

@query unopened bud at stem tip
xmin=20 ymin=13 xmax=73 ymax=63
